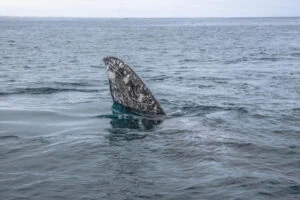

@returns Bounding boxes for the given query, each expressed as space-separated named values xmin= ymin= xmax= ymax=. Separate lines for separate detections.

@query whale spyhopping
xmin=103 ymin=57 xmax=165 ymax=116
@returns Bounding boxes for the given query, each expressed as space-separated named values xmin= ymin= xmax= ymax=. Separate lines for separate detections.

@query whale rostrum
xmin=103 ymin=57 xmax=166 ymax=116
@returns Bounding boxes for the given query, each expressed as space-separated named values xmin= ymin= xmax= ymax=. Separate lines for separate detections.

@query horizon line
xmin=1 ymin=15 xmax=300 ymax=19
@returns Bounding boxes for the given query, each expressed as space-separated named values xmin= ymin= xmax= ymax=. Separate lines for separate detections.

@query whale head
xmin=103 ymin=56 xmax=166 ymax=116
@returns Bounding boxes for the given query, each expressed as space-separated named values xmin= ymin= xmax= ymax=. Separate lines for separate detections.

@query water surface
xmin=0 ymin=17 xmax=300 ymax=199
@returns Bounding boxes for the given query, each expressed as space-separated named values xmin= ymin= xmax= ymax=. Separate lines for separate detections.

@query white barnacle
xmin=108 ymin=71 xmax=116 ymax=80
xmin=123 ymin=74 xmax=130 ymax=84
xmin=138 ymin=94 xmax=144 ymax=102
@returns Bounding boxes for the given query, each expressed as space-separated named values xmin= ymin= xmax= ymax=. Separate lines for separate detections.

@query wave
xmin=0 ymin=87 xmax=99 ymax=96
xmin=0 ymin=135 xmax=19 ymax=140
xmin=224 ymin=55 xmax=296 ymax=64
xmin=178 ymin=103 xmax=249 ymax=117
xmin=179 ymin=58 xmax=200 ymax=63
xmin=53 ymin=81 xmax=94 ymax=87
xmin=198 ymin=84 xmax=214 ymax=88
xmin=90 ymin=64 xmax=101 ymax=68
xmin=291 ymin=53 xmax=300 ymax=57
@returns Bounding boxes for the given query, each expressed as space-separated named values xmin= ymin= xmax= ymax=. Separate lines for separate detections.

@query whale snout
xmin=103 ymin=56 xmax=125 ymax=72
xmin=103 ymin=57 xmax=114 ymax=71
xmin=103 ymin=57 xmax=111 ymax=68
xmin=103 ymin=57 xmax=110 ymax=65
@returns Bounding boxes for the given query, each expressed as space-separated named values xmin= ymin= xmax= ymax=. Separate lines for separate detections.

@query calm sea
xmin=0 ymin=17 xmax=300 ymax=200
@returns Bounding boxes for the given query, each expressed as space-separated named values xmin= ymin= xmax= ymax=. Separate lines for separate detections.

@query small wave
xmin=182 ymin=104 xmax=223 ymax=111
xmin=225 ymin=106 xmax=248 ymax=114
xmin=224 ymin=56 xmax=284 ymax=64
xmin=0 ymin=135 xmax=19 ymax=140
xmin=179 ymin=103 xmax=248 ymax=117
xmin=291 ymin=53 xmax=300 ymax=57
xmin=69 ymin=60 xmax=78 ymax=63
xmin=288 ymin=185 xmax=300 ymax=194
xmin=0 ymin=87 xmax=99 ymax=96
xmin=23 ymin=65 xmax=30 ymax=69
xmin=53 ymin=81 xmax=94 ymax=87
xmin=90 ymin=65 xmax=101 ymax=68
xmin=149 ymin=75 xmax=169 ymax=81
xmin=0 ymin=92 xmax=10 ymax=96
xmin=221 ymin=141 xmax=253 ymax=149
xmin=170 ymin=110 xmax=185 ymax=117
xmin=224 ymin=57 xmax=248 ymax=64
xmin=181 ymin=105 xmax=224 ymax=116
xmin=139 ymin=47 xmax=149 ymax=51
xmin=198 ymin=85 xmax=214 ymax=88
xmin=292 ymin=108 xmax=300 ymax=112
xmin=0 ymin=74 xmax=8 ymax=78
xmin=198 ymin=76 xmax=229 ymax=81
xmin=179 ymin=58 xmax=199 ymax=63
xmin=93 ymin=114 xmax=118 ymax=119
xmin=105 ymin=131 xmax=148 ymax=141
xmin=258 ymin=57 xmax=280 ymax=62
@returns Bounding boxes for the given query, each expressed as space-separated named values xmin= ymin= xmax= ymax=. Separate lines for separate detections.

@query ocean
xmin=0 ymin=17 xmax=299 ymax=199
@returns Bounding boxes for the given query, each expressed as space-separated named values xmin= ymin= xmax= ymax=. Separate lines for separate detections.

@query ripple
xmin=0 ymin=87 xmax=99 ymax=96
xmin=53 ymin=81 xmax=94 ymax=87
xmin=291 ymin=53 xmax=300 ymax=57
xmin=0 ymin=135 xmax=19 ymax=140
xmin=179 ymin=58 xmax=199 ymax=63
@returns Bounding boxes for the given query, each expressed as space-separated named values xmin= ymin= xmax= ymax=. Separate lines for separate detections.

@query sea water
xmin=0 ymin=17 xmax=299 ymax=199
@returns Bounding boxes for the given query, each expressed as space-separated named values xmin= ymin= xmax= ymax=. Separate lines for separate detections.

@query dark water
xmin=1 ymin=17 xmax=300 ymax=199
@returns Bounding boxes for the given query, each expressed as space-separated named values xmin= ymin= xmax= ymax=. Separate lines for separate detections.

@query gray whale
xmin=103 ymin=57 xmax=166 ymax=116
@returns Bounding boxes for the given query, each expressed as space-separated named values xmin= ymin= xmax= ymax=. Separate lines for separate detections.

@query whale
xmin=103 ymin=57 xmax=166 ymax=116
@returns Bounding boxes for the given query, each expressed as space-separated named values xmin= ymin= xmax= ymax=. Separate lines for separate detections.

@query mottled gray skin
xmin=103 ymin=57 xmax=166 ymax=116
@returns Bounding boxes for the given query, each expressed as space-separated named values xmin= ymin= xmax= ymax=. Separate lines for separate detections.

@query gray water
xmin=0 ymin=17 xmax=300 ymax=200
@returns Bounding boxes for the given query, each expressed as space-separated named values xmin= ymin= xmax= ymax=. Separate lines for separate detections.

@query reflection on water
xmin=110 ymin=103 xmax=163 ymax=130
xmin=105 ymin=104 xmax=163 ymax=141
